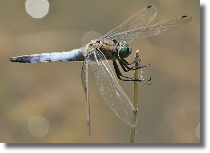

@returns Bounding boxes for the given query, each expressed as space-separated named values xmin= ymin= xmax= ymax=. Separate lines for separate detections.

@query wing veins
xmin=89 ymin=49 xmax=137 ymax=127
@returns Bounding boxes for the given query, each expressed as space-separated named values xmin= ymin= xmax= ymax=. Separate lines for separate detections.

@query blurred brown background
xmin=0 ymin=0 xmax=200 ymax=143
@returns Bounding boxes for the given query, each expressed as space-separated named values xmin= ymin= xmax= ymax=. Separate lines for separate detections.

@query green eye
xmin=119 ymin=41 xmax=132 ymax=58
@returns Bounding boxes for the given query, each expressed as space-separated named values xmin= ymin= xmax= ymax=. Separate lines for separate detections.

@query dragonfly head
xmin=118 ymin=41 xmax=132 ymax=58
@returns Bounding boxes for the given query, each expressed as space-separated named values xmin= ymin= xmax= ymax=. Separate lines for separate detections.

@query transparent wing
xmin=105 ymin=15 xmax=192 ymax=41
xmin=101 ymin=5 xmax=157 ymax=40
xmin=88 ymin=49 xmax=137 ymax=127
xmin=81 ymin=57 xmax=92 ymax=137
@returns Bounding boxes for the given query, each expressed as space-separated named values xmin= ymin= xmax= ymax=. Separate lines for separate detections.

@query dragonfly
xmin=9 ymin=5 xmax=192 ymax=137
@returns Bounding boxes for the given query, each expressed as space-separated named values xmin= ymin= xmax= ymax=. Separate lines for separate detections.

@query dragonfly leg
xmin=119 ymin=58 xmax=150 ymax=72
xmin=120 ymin=58 xmax=140 ymax=65
xmin=134 ymin=63 xmax=151 ymax=70
xmin=113 ymin=59 xmax=151 ymax=84
xmin=119 ymin=59 xmax=135 ymax=72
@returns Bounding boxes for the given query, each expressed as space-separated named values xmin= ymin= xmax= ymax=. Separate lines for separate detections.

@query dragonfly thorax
xmin=118 ymin=41 xmax=132 ymax=59
xmin=88 ymin=39 xmax=132 ymax=60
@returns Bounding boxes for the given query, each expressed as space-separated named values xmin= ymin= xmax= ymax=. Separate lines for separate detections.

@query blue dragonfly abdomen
xmin=9 ymin=48 xmax=85 ymax=63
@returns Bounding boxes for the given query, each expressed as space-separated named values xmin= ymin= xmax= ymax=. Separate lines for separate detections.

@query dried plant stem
xmin=130 ymin=50 xmax=139 ymax=143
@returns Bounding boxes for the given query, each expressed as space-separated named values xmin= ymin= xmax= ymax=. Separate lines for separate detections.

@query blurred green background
xmin=0 ymin=0 xmax=200 ymax=143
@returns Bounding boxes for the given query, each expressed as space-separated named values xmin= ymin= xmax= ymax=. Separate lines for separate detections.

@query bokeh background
xmin=0 ymin=0 xmax=200 ymax=143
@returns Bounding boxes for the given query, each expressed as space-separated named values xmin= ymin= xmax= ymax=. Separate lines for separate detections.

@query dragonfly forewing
xmin=105 ymin=15 xmax=192 ymax=41
xmin=101 ymin=5 xmax=158 ymax=43
xmin=88 ymin=49 xmax=137 ymax=127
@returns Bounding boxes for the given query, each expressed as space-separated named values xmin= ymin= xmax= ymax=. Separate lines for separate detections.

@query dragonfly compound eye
xmin=119 ymin=41 xmax=132 ymax=58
